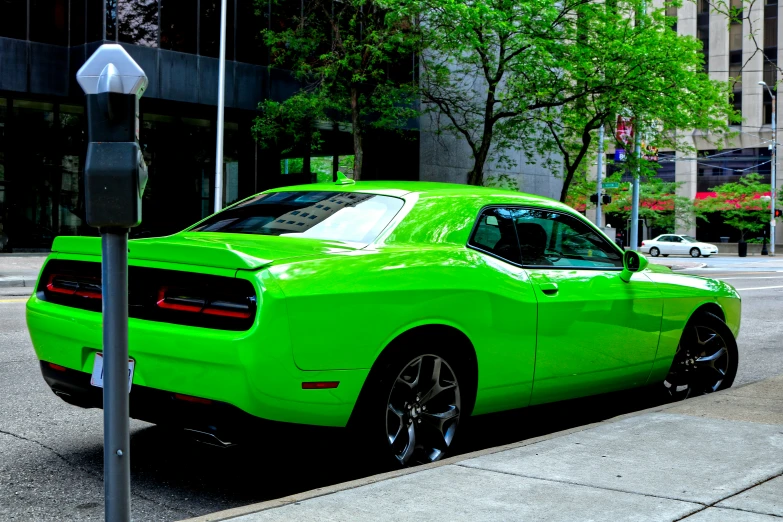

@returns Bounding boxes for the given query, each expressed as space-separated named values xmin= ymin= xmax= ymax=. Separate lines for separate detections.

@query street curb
xmin=0 ymin=276 xmax=36 ymax=288
xmin=178 ymin=382 xmax=758 ymax=522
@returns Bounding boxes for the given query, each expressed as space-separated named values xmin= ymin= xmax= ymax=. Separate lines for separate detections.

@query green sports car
xmin=26 ymin=181 xmax=740 ymax=465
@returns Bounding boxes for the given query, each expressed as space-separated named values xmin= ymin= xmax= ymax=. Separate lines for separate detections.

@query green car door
xmin=508 ymin=208 xmax=664 ymax=405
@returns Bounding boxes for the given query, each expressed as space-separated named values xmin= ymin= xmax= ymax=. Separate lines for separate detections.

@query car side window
xmin=469 ymin=208 xmax=522 ymax=264
xmin=658 ymin=236 xmax=671 ymax=242
xmin=513 ymin=208 xmax=623 ymax=268
xmin=671 ymin=236 xmax=683 ymax=243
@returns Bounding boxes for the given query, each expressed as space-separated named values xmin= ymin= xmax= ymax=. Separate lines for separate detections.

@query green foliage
xmin=696 ymin=173 xmax=772 ymax=241
xmin=259 ymin=0 xmax=420 ymax=180
xmin=535 ymin=1 xmax=735 ymax=202
xmin=405 ymin=0 xmax=733 ymax=193
xmin=253 ymin=91 xmax=328 ymax=153
xmin=603 ymin=178 xmax=700 ymax=233
xmin=484 ymin=174 xmax=518 ymax=191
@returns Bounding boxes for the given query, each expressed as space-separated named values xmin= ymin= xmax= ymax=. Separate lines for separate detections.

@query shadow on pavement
xmin=114 ymin=385 xmax=672 ymax=518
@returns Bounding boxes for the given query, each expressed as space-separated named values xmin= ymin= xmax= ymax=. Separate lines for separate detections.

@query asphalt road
xmin=1 ymin=265 xmax=781 ymax=521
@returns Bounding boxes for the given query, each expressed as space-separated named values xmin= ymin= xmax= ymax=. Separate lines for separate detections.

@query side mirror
xmin=620 ymin=250 xmax=648 ymax=283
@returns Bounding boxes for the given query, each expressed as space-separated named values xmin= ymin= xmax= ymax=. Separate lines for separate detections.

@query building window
xmin=200 ymin=0 xmax=235 ymax=59
xmin=236 ymin=0 xmax=269 ymax=65
xmin=29 ymin=0 xmax=69 ymax=45
xmin=118 ymin=0 xmax=159 ymax=47
xmin=86 ymin=0 xmax=105 ymax=41
xmin=160 ymin=0 xmax=197 ymax=54
xmin=0 ymin=0 xmax=27 ymax=40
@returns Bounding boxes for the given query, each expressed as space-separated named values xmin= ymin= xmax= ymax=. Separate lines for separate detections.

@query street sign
xmin=603 ymin=182 xmax=620 ymax=189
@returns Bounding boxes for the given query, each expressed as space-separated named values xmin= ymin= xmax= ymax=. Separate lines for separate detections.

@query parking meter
xmin=76 ymin=44 xmax=148 ymax=522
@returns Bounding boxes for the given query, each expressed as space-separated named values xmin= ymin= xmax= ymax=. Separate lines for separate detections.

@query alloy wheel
xmin=690 ymin=248 xmax=701 ymax=258
xmin=664 ymin=323 xmax=730 ymax=399
xmin=650 ymin=247 xmax=660 ymax=257
xmin=385 ymin=354 xmax=461 ymax=466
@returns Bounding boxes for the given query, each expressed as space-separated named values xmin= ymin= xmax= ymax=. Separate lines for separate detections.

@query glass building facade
xmin=0 ymin=0 xmax=418 ymax=250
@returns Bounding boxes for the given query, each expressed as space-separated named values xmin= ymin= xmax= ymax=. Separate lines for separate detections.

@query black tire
xmin=649 ymin=247 xmax=660 ymax=257
xmin=350 ymin=343 xmax=470 ymax=467
xmin=690 ymin=247 xmax=701 ymax=258
xmin=703 ymin=255 xmax=711 ymax=258
xmin=662 ymin=312 xmax=738 ymax=401
xmin=662 ymin=254 xmax=669 ymax=257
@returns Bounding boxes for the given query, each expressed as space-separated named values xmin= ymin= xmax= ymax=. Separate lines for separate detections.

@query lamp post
xmin=759 ymin=80 xmax=777 ymax=256
xmin=214 ymin=0 xmax=228 ymax=213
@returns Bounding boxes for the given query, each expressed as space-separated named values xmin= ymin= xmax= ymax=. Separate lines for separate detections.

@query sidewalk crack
xmin=0 ymin=429 xmax=197 ymax=517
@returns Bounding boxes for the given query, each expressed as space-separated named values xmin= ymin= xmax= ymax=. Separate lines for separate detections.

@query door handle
xmin=539 ymin=282 xmax=559 ymax=295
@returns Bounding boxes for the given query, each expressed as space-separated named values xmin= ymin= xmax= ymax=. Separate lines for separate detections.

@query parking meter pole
xmin=76 ymin=44 xmax=148 ymax=522
xmin=596 ymin=125 xmax=604 ymax=229
xmin=101 ymin=229 xmax=130 ymax=521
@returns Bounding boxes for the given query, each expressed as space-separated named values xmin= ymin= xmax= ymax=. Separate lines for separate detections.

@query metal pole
xmin=102 ymin=229 xmax=130 ymax=522
xmin=213 ymin=0 xmax=228 ymax=213
xmin=772 ymin=94 xmax=777 ymax=256
xmin=630 ymin=129 xmax=641 ymax=251
xmin=596 ymin=125 xmax=604 ymax=228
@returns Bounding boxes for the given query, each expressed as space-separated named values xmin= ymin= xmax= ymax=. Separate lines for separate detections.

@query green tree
xmin=696 ymin=173 xmax=772 ymax=241
xmin=411 ymin=0 xmax=586 ymax=187
xmin=409 ymin=0 xmax=734 ymax=193
xmin=534 ymin=1 xmax=735 ymax=203
xmin=260 ymin=0 xmax=419 ymax=180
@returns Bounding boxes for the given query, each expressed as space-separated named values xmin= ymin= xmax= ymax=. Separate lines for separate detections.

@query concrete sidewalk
xmin=0 ymin=254 xmax=46 ymax=289
xmin=187 ymin=375 xmax=783 ymax=522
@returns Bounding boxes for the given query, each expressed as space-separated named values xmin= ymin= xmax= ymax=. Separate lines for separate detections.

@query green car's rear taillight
xmin=39 ymin=260 xmax=257 ymax=331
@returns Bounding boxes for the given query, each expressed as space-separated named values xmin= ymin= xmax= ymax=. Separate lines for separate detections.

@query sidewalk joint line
xmin=453 ymin=463 xmax=707 ymax=506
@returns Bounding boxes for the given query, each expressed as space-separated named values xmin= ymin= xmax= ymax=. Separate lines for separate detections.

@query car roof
xmin=264 ymin=180 xmax=572 ymax=211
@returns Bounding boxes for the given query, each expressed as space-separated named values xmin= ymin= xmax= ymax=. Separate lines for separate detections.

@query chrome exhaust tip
xmin=183 ymin=428 xmax=235 ymax=448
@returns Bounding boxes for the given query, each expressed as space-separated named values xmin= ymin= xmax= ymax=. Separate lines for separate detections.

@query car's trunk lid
xmin=51 ymin=233 xmax=359 ymax=270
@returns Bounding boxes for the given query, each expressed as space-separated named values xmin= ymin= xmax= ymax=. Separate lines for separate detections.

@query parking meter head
xmin=78 ymin=44 xmax=148 ymax=229
xmin=76 ymin=44 xmax=147 ymax=98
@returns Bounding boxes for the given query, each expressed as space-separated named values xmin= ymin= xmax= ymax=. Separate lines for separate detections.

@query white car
xmin=641 ymin=234 xmax=719 ymax=258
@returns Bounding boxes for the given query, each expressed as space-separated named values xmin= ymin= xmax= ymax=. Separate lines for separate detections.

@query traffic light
xmin=602 ymin=194 xmax=612 ymax=205
xmin=776 ymin=209 xmax=782 ymax=218
xmin=590 ymin=193 xmax=599 ymax=204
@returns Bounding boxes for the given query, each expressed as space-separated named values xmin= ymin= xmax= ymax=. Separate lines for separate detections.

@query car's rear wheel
xmin=663 ymin=312 xmax=738 ymax=400
xmin=662 ymin=254 xmax=669 ymax=257
xmin=353 ymin=348 xmax=465 ymax=467
xmin=690 ymin=247 xmax=701 ymax=258
xmin=703 ymin=255 xmax=711 ymax=258
xmin=649 ymin=247 xmax=660 ymax=257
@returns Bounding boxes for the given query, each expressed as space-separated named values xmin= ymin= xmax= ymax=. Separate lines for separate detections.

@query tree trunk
xmin=467 ymin=145 xmax=491 ymax=186
xmin=350 ymin=86 xmax=363 ymax=180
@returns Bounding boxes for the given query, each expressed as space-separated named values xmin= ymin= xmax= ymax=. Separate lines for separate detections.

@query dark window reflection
xmin=30 ymin=0 xmax=69 ymax=45
xmin=71 ymin=0 xmax=86 ymax=44
xmin=200 ymin=0 xmax=235 ymax=59
xmin=0 ymin=0 xmax=27 ymax=40
xmin=118 ymin=0 xmax=159 ymax=47
xmin=160 ymin=0 xmax=197 ymax=53
xmin=237 ymin=0 xmax=268 ymax=64
xmin=86 ymin=0 xmax=105 ymax=41
xmin=106 ymin=0 xmax=117 ymax=40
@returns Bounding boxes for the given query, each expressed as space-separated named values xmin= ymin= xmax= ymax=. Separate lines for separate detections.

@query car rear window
xmin=190 ymin=191 xmax=405 ymax=244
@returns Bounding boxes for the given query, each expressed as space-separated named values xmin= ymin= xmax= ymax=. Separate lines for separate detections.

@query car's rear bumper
xmin=39 ymin=361 xmax=268 ymax=443
xmin=27 ymin=293 xmax=369 ymax=428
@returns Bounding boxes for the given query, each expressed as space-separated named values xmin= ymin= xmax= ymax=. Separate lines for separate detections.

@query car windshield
xmin=681 ymin=236 xmax=698 ymax=243
xmin=190 ymin=191 xmax=405 ymax=244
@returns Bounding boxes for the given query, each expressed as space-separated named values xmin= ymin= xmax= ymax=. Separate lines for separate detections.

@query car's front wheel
xmin=663 ymin=312 xmax=738 ymax=400
xmin=353 ymin=349 xmax=465 ymax=467
xmin=649 ymin=247 xmax=660 ymax=257
xmin=690 ymin=247 xmax=701 ymax=258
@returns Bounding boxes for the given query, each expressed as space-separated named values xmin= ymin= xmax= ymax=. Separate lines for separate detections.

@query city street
xmin=1 ymin=259 xmax=782 ymax=521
